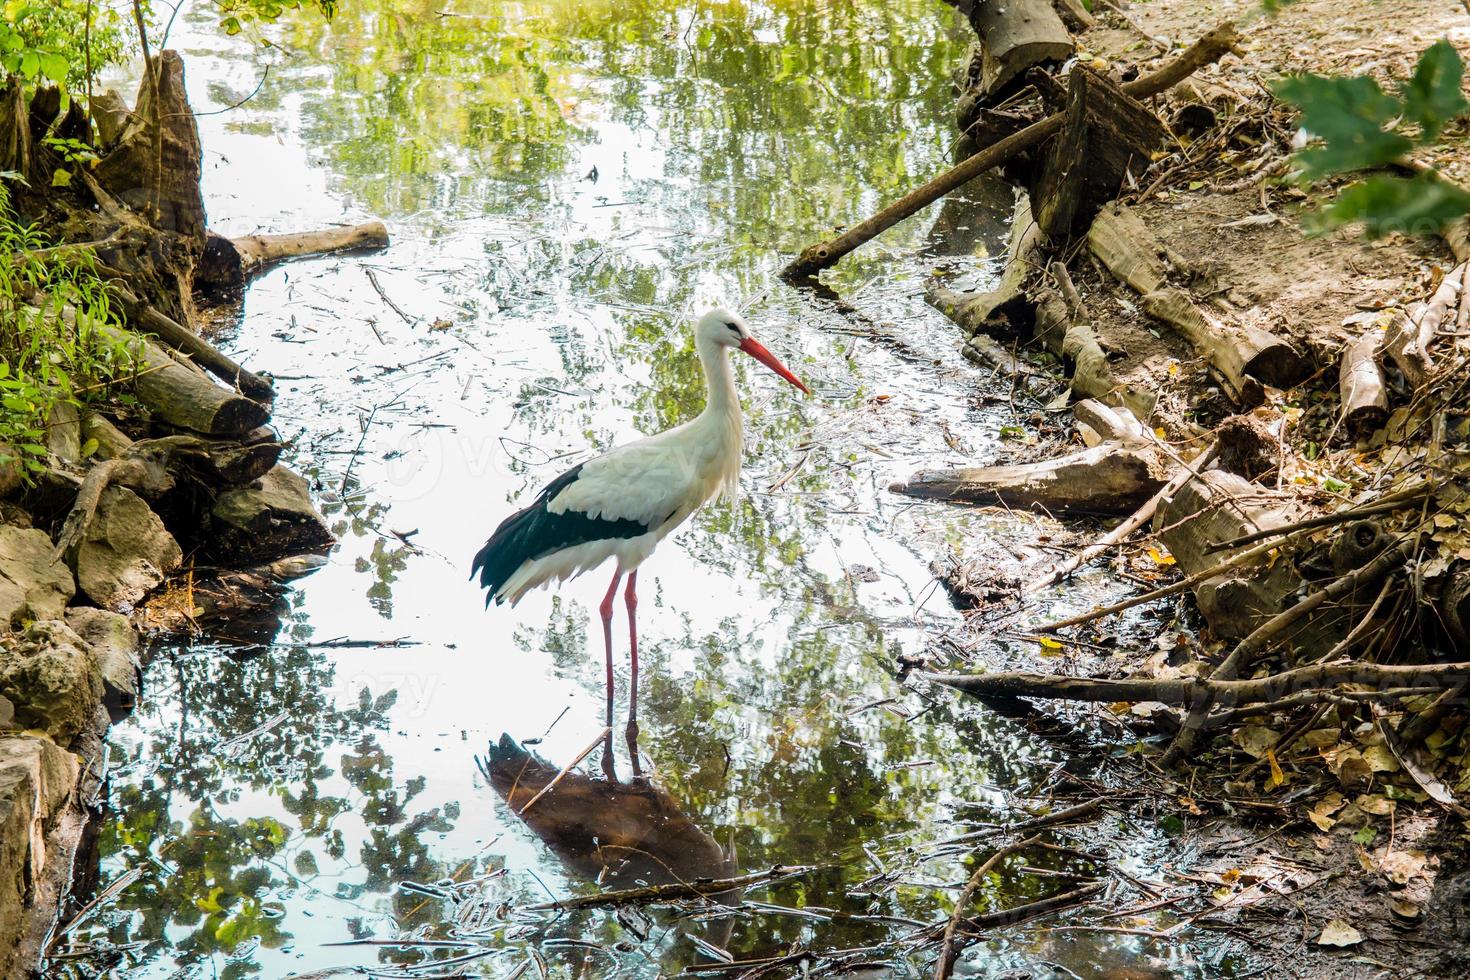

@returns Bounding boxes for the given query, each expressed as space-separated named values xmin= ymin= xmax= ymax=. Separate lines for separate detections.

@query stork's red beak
xmin=738 ymin=337 xmax=810 ymax=395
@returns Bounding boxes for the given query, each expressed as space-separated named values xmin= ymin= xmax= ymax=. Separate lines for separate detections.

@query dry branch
xmin=935 ymin=835 xmax=1043 ymax=979
xmin=925 ymin=659 xmax=1470 ymax=707
xmin=783 ymin=22 xmax=1241 ymax=278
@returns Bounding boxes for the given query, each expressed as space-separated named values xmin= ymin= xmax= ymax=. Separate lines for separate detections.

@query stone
xmin=0 ymin=527 xmax=75 ymax=630
xmin=0 ymin=735 xmax=79 ymax=979
xmin=64 ymin=608 xmax=140 ymax=720
xmin=45 ymin=401 xmax=81 ymax=465
xmin=74 ymin=485 xmax=182 ymax=612
xmin=0 ymin=444 xmax=20 ymax=498
xmin=211 ymin=465 xmax=335 ymax=564
xmin=0 ymin=622 xmax=104 ymax=744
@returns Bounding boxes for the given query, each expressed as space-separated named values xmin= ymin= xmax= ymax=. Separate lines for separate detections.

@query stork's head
xmin=697 ymin=307 xmax=810 ymax=394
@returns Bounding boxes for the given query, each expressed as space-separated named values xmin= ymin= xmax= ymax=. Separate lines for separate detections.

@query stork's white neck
xmin=695 ymin=333 xmax=742 ymax=428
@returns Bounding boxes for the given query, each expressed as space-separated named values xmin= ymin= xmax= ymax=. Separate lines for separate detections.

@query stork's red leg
xmin=599 ymin=569 xmax=622 ymax=728
xmin=624 ymin=571 xmax=640 ymax=765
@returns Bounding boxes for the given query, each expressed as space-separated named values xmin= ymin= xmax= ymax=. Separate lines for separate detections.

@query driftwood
xmin=928 ymin=195 xmax=1042 ymax=341
xmin=1033 ymin=273 xmax=1156 ymax=417
xmin=892 ymin=440 xmax=1171 ymax=515
xmin=199 ymin=221 xmax=390 ymax=294
xmin=966 ymin=0 xmax=1074 ymax=99
xmin=1338 ymin=331 xmax=1389 ymax=438
xmin=1032 ymin=67 xmax=1166 ymax=239
xmin=783 ymin=22 xmax=1241 ymax=278
xmin=106 ymin=280 xmax=273 ymax=399
xmin=1088 ymin=204 xmax=1310 ymax=401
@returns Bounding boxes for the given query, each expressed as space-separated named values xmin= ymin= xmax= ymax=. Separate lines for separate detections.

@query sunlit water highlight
xmin=63 ymin=1 xmax=1230 ymax=977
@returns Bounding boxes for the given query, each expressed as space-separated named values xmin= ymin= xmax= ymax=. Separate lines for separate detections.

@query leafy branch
xmin=1274 ymin=40 xmax=1470 ymax=238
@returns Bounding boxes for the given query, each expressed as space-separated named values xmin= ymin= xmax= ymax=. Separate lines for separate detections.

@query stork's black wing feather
xmin=470 ymin=463 xmax=653 ymax=606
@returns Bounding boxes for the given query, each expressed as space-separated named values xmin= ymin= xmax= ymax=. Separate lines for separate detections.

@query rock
xmin=64 ymin=608 xmax=140 ymax=720
xmin=0 ymin=527 xmax=75 ymax=630
xmin=74 ymin=485 xmax=183 ymax=612
xmin=211 ymin=465 xmax=335 ymax=563
xmin=0 ymin=444 xmax=20 ymax=498
xmin=45 ymin=401 xmax=81 ymax=465
xmin=0 ymin=735 xmax=79 ymax=980
xmin=0 ymin=623 xmax=104 ymax=744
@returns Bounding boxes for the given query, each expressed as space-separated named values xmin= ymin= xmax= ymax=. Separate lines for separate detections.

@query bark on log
xmin=90 ymin=89 xmax=133 ymax=149
xmin=198 ymin=221 xmax=391 ymax=295
xmin=1032 ymin=67 xmax=1167 ymax=239
xmin=1088 ymin=204 xmax=1310 ymax=400
xmin=95 ymin=322 xmax=270 ymax=436
xmin=968 ymin=0 xmax=1074 ymax=99
xmin=1381 ymin=308 xmax=1434 ymax=390
xmin=1338 ymin=332 xmax=1388 ymax=439
xmin=108 ymin=282 xmax=274 ymax=399
xmin=783 ymin=22 xmax=1241 ymax=278
xmin=82 ymin=413 xmax=282 ymax=487
xmin=892 ymin=441 xmax=1171 ymax=515
xmin=1052 ymin=0 xmax=1095 ymax=32
xmin=0 ymin=77 xmax=30 ymax=184
xmin=1153 ymin=468 xmax=1302 ymax=640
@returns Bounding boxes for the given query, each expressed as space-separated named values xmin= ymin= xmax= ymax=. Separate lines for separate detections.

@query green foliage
xmin=214 ymin=0 xmax=337 ymax=37
xmin=0 ymin=188 xmax=139 ymax=478
xmin=0 ymin=0 xmax=131 ymax=90
xmin=1274 ymin=40 xmax=1470 ymax=238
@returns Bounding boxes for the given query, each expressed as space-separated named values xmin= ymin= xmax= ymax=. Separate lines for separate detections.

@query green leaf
xmin=17 ymin=49 xmax=37 ymax=80
xmin=1400 ymin=40 xmax=1469 ymax=142
xmin=1317 ymin=174 xmax=1470 ymax=237
xmin=37 ymin=50 xmax=68 ymax=86
xmin=50 ymin=167 xmax=71 ymax=188
xmin=18 ymin=443 xmax=46 ymax=455
xmin=79 ymin=436 xmax=98 ymax=458
xmin=1274 ymin=73 xmax=1412 ymax=177
xmin=1353 ymin=825 xmax=1378 ymax=845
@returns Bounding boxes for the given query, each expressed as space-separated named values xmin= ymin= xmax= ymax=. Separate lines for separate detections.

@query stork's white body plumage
xmin=471 ymin=307 xmax=808 ymax=727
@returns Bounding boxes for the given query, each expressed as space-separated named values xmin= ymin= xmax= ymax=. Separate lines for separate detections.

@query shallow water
xmin=62 ymin=1 xmax=1231 ymax=977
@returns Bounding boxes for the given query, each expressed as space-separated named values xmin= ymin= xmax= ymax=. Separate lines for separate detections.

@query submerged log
xmin=1032 ymin=67 xmax=1166 ymax=239
xmin=198 ymin=221 xmax=391 ymax=295
xmin=1088 ymin=205 xmax=1310 ymax=401
xmin=1338 ymin=332 xmax=1388 ymax=438
xmin=892 ymin=440 xmax=1171 ymax=515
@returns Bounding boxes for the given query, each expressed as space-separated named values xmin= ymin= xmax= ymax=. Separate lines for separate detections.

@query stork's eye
xmin=725 ymin=321 xmax=741 ymax=335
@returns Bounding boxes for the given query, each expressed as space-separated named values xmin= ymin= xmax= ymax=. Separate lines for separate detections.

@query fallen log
xmin=81 ymin=413 xmax=282 ymax=487
xmin=892 ymin=440 xmax=1171 ymax=515
xmin=1381 ymin=308 xmax=1434 ymax=390
xmin=109 ymin=282 xmax=273 ymax=400
xmin=199 ymin=221 xmax=390 ymax=294
xmin=967 ymin=0 xmax=1074 ymax=99
xmin=924 ymin=659 xmax=1470 ymax=707
xmin=1153 ymin=468 xmax=1303 ymax=640
xmin=1088 ymin=205 xmax=1310 ymax=401
xmin=98 ymin=322 xmax=270 ymax=436
xmin=1338 ymin=331 xmax=1388 ymax=438
xmin=782 ymin=22 xmax=1241 ymax=278
xmin=1031 ymin=67 xmax=1166 ymax=239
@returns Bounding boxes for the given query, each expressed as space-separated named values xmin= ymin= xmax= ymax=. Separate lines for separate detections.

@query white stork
xmin=471 ymin=307 xmax=809 ymax=727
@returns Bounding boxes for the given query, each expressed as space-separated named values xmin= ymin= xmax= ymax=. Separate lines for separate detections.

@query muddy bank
xmin=0 ymin=52 xmax=362 ymax=973
xmin=829 ymin=0 xmax=1470 ymax=973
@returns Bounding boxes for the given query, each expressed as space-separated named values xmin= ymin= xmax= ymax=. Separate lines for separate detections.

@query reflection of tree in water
xmin=76 ymin=646 xmax=462 ymax=976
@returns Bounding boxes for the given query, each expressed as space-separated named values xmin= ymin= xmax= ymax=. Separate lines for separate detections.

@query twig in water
xmin=366 ymin=267 xmax=416 ymax=325
xmin=525 ymin=864 xmax=820 ymax=911
xmin=517 ymin=726 xmax=613 ymax=815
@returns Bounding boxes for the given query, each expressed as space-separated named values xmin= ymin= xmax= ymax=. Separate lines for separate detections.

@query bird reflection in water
xmin=477 ymin=730 xmax=740 ymax=953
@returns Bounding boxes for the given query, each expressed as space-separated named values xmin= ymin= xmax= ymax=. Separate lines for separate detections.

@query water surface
xmin=61 ymin=1 xmax=1220 ymax=976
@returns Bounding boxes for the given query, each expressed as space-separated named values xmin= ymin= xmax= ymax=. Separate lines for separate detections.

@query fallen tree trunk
xmin=1381 ymin=308 xmax=1434 ymax=390
xmin=782 ymin=22 xmax=1241 ymax=278
xmin=892 ymin=440 xmax=1171 ymax=515
xmin=108 ymin=282 xmax=273 ymax=400
xmin=1154 ymin=468 xmax=1304 ymax=640
xmin=1338 ymin=331 xmax=1388 ymax=438
xmin=924 ymin=659 xmax=1470 ymax=707
xmin=96 ymin=321 xmax=270 ymax=436
xmin=966 ymin=0 xmax=1074 ymax=99
xmin=199 ymin=221 xmax=390 ymax=294
xmin=1088 ymin=204 xmax=1310 ymax=401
